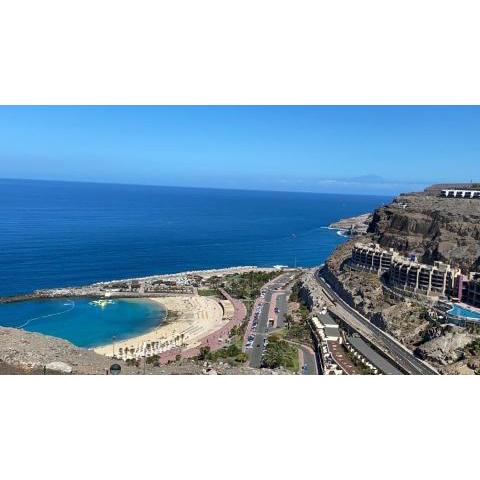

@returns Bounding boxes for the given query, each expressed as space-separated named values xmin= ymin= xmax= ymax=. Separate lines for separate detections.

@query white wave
xmin=17 ymin=300 xmax=76 ymax=329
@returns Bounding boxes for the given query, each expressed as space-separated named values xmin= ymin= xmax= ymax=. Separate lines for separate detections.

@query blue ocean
xmin=0 ymin=178 xmax=389 ymax=346
xmin=0 ymin=298 xmax=165 ymax=348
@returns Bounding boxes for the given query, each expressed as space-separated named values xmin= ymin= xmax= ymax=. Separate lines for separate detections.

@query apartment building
xmin=351 ymin=243 xmax=398 ymax=273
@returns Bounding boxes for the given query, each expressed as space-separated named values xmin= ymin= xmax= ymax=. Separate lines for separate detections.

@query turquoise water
xmin=448 ymin=304 xmax=480 ymax=321
xmin=0 ymin=298 xmax=166 ymax=348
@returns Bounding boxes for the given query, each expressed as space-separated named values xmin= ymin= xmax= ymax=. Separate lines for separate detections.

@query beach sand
xmin=93 ymin=295 xmax=230 ymax=358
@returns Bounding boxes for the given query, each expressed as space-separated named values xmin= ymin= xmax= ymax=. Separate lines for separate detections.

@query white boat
xmin=89 ymin=299 xmax=115 ymax=308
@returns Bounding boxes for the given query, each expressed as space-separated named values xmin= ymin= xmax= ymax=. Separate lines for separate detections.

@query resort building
xmin=424 ymin=183 xmax=480 ymax=196
xmin=350 ymin=242 xmax=462 ymax=298
xmin=310 ymin=314 xmax=347 ymax=375
xmin=440 ymin=188 xmax=480 ymax=199
xmin=389 ymin=257 xmax=461 ymax=297
xmin=350 ymin=240 xmax=480 ymax=323
xmin=351 ymin=242 xmax=399 ymax=273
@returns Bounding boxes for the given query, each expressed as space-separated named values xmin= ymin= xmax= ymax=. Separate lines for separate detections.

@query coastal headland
xmin=328 ymin=212 xmax=372 ymax=237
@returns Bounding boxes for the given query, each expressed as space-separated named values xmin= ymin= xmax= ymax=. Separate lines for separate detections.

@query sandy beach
xmin=94 ymin=295 xmax=232 ymax=358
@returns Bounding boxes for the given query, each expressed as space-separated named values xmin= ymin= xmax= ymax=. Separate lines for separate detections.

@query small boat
xmin=89 ymin=299 xmax=115 ymax=308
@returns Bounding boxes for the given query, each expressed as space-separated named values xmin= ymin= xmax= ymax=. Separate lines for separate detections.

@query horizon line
xmin=0 ymin=176 xmax=397 ymax=198
xmin=0 ymin=177 xmax=398 ymax=197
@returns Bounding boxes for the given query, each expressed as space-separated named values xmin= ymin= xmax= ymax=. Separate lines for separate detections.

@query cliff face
xmin=320 ymin=189 xmax=480 ymax=372
xmin=367 ymin=194 xmax=480 ymax=272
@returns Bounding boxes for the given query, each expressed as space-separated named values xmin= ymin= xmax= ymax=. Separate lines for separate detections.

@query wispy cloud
xmin=311 ymin=174 xmax=430 ymax=193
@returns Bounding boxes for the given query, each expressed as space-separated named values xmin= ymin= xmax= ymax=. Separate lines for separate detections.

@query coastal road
xmin=315 ymin=270 xmax=438 ymax=375
xmin=296 ymin=343 xmax=318 ymax=375
xmin=248 ymin=273 xmax=292 ymax=368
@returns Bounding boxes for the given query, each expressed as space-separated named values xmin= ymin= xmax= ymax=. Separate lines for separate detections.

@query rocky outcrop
xmin=368 ymin=194 xmax=480 ymax=271
xmin=45 ymin=361 xmax=73 ymax=374
xmin=0 ymin=327 xmax=288 ymax=375
xmin=415 ymin=325 xmax=475 ymax=365
xmin=0 ymin=327 xmax=113 ymax=374
xmin=299 ymin=270 xmax=328 ymax=313
xmin=329 ymin=213 xmax=372 ymax=236
xmin=371 ymin=303 xmax=429 ymax=347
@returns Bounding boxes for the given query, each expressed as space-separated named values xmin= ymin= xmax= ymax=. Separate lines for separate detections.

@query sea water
xmin=0 ymin=178 xmax=390 ymax=296
xmin=0 ymin=178 xmax=389 ymax=346
xmin=0 ymin=298 xmax=165 ymax=348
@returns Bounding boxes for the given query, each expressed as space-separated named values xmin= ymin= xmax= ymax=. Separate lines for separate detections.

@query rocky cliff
xmin=367 ymin=194 xmax=480 ymax=272
xmin=320 ymin=188 xmax=480 ymax=373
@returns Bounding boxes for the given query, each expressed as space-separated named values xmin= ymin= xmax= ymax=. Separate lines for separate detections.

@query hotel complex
xmin=350 ymin=242 xmax=475 ymax=302
xmin=440 ymin=188 xmax=480 ymax=199
xmin=425 ymin=183 xmax=480 ymax=198
xmin=389 ymin=257 xmax=460 ymax=297
xmin=351 ymin=243 xmax=397 ymax=272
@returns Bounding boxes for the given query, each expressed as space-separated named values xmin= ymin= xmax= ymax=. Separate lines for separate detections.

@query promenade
xmin=152 ymin=289 xmax=247 ymax=365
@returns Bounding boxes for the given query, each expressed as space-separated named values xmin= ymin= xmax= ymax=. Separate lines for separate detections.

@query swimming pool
xmin=448 ymin=304 xmax=480 ymax=321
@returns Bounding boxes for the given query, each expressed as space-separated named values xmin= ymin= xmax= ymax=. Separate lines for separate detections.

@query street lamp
xmin=291 ymin=233 xmax=297 ymax=268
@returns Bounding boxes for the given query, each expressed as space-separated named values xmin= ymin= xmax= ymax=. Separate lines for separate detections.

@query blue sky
xmin=0 ymin=106 xmax=479 ymax=195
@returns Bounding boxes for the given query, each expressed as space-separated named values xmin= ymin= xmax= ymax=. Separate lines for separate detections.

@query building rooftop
xmin=318 ymin=311 xmax=338 ymax=327
xmin=327 ymin=340 xmax=358 ymax=375
xmin=324 ymin=326 xmax=340 ymax=338
xmin=346 ymin=336 xmax=402 ymax=375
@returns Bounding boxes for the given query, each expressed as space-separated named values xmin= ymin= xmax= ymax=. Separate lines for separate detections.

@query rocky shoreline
xmin=328 ymin=213 xmax=372 ymax=237
xmin=0 ymin=265 xmax=279 ymax=304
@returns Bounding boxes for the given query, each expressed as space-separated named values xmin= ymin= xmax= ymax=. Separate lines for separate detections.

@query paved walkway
xmin=154 ymin=289 xmax=247 ymax=364
xmin=284 ymin=338 xmax=318 ymax=375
